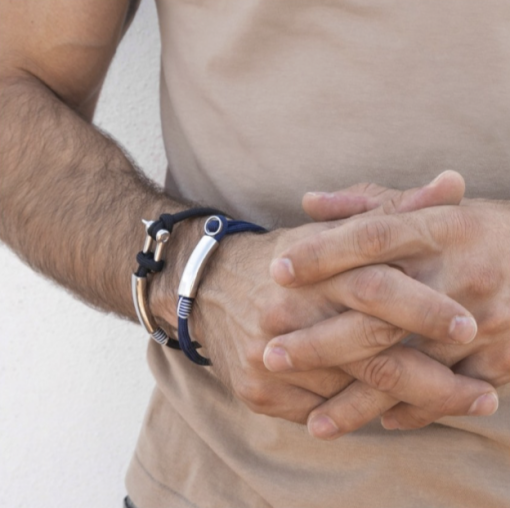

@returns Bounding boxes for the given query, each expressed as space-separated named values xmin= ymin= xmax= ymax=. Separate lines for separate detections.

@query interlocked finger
xmin=265 ymin=265 xmax=478 ymax=374
xmin=306 ymin=345 xmax=498 ymax=439
xmin=380 ymin=388 xmax=500 ymax=432
xmin=235 ymin=376 xmax=326 ymax=425
xmin=328 ymin=266 xmax=478 ymax=345
xmin=380 ymin=343 xmax=507 ymax=430
xmin=277 ymin=367 xmax=355 ymax=399
xmin=271 ymin=212 xmax=436 ymax=287
xmin=264 ymin=310 xmax=408 ymax=372
xmin=302 ymin=170 xmax=465 ymax=222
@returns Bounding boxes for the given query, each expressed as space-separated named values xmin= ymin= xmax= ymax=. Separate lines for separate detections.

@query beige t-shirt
xmin=126 ymin=1 xmax=510 ymax=507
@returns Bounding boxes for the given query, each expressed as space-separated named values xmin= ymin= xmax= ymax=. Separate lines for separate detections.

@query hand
xmin=155 ymin=173 xmax=497 ymax=427
xmin=270 ymin=172 xmax=507 ymax=433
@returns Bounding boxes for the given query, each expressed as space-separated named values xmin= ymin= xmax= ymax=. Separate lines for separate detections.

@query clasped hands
xmin=193 ymin=171 xmax=509 ymax=440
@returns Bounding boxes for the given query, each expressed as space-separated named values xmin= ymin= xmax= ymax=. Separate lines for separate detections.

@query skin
xmin=0 ymin=1 xmax=498 ymax=434
xmin=270 ymin=174 xmax=509 ymax=437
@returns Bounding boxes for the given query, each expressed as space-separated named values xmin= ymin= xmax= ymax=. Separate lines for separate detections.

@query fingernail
xmin=381 ymin=415 xmax=401 ymax=430
xmin=468 ymin=392 xmax=499 ymax=416
xmin=448 ymin=316 xmax=478 ymax=343
xmin=305 ymin=192 xmax=335 ymax=199
xmin=270 ymin=257 xmax=295 ymax=285
xmin=308 ymin=415 xmax=340 ymax=439
xmin=263 ymin=345 xmax=293 ymax=372
xmin=428 ymin=170 xmax=451 ymax=187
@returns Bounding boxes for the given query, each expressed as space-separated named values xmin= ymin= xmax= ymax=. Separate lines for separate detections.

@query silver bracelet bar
xmin=178 ymin=235 xmax=219 ymax=298
xmin=132 ymin=220 xmax=171 ymax=345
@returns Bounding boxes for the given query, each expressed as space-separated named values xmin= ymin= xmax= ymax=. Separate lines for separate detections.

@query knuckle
xmin=236 ymin=379 xmax=272 ymax=409
xmin=381 ymin=195 xmax=402 ymax=215
xmin=362 ymin=354 xmax=404 ymax=392
xmin=351 ymin=267 xmax=392 ymax=307
xmin=260 ymin=295 xmax=295 ymax=336
xmin=306 ymin=333 xmax=329 ymax=368
xmin=416 ymin=340 xmax=452 ymax=365
xmin=465 ymin=264 xmax=502 ymax=300
xmin=468 ymin=344 xmax=510 ymax=386
xmin=338 ymin=400 xmax=370 ymax=432
xmin=300 ymin=232 xmax=330 ymax=278
xmin=358 ymin=316 xmax=404 ymax=350
xmin=291 ymin=410 xmax=311 ymax=425
xmin=419 ymin=300 xmax=445 ymax=336
xmin=313 ymin=369 xmax=352 ymax=398
xmin=244 ymin=342 xmax=266 ymax=370
xmin=437 ymin=389 xmax=461 ymax=416
xmin=479 ymin=304 xmax=510 ymax=336
xmin=433 ymin=208 xmax=477 ymax=244
xmin=246 ymin=403 xmax=268 ymax=415
xmin=353 ymin=218 xmax=394 ymax=260
xmin=450 ymin=209 xmax=471 ymax=240
xmin=339 ymin=389 xmax=388 ymax=430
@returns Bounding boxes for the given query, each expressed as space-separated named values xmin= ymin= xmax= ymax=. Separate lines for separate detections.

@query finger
xmin=277 ymin=367 xmax=355 ymax=399
xmin=265 ymin=266 xmax=478 ymax=373
xmin=306 ymin=346 xmax=498 ymax=439
xmin=380 ymin=389 xmax=500 ymax=431
xmin=273 ymin=199 xmax=476 ymax=288
xmin=373 ymin=333 xmax=486 ymax=430
xmin=378 ymin=343 xmax=507 ymax=430
xmin=330 ymin=265 xmax=477 ymax=344
xmin=236 ymin=377 xmax=326 ymax=425
xmin=303 ymin=183 xmax=400 ymax=221
xmin=374 ymin=170 xmax=465 ymax=215
xmin=275 ymin=172 xmax=466 ymax=288
xmin=271 ymin=211 xmax=431 ymax=287
xmin=303 ymin=170 xmax=465 ymax=221
xmin=264 ymin=310 xmax=407 ymax=372
xmin=307 ymin=382 xmax=396 ymax=439
xmin=345 ymin=345 xmax=495 ymax=410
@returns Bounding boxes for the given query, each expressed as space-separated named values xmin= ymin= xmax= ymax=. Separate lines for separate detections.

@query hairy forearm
xmin=0 ymin=76 xmax=192 ymax=323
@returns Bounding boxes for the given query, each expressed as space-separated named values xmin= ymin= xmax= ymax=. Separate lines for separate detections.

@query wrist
xmin=148 ymin=216 xmax=207 ymax=328
xmin=190 ymin=228 xmax=281 ymax=349
xmin=146 ymin=211 xmax=280 ymax=357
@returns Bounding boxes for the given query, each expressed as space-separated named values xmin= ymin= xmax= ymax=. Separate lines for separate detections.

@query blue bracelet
xmin=132 ymin=207 xmax=224 ymax=349
xmin=177 ymin=215 xmax=267 ymax=365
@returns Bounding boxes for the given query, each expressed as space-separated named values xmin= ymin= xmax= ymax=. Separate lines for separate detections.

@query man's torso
xmin=127 ymin=2 xmax=510 ymax=507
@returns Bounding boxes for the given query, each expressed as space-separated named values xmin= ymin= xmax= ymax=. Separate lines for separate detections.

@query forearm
xmin=0 ymin=75 xmax=193 ymax=324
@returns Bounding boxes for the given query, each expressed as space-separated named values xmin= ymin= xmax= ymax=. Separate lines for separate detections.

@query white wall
xmin=0 ymin=2 xmax=164 ymax=507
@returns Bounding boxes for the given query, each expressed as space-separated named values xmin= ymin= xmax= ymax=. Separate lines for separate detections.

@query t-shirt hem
xmin=125 ymin=452 xmax=201 ymax=508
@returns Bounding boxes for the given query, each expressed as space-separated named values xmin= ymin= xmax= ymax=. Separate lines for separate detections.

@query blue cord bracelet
xmin=177 ymin=215 xmax=267 ymax=366
xmin=133 ymin=207 xmax=225 ymax=349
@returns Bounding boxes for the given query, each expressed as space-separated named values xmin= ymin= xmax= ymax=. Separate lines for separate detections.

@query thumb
xmin=303 ymin=170 xmax=465 ymax=221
